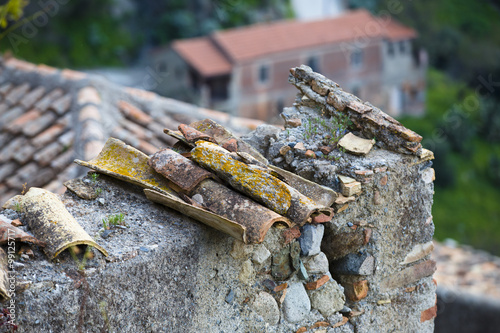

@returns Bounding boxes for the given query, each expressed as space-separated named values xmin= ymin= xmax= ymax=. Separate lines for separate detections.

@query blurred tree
xmin=432 ymin=142 xmax=456 ymax=188
xmin=0 ymin=0 xmax=28 ymax=29
xmin=479 ymin=97 xmax=500 ymax=143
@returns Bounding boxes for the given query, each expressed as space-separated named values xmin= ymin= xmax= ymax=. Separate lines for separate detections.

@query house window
xmin=258 ymin=65 xmax=270 ymax=84
xmin=350 ymin=49 xmax=363 ymax=68
xmin=307 ymin=56 xmax=320 ymax=72
xmin=399 ymin=40 xmax=406 ymax=54
xmin=387 ymin=42 xmax=395 ymax=56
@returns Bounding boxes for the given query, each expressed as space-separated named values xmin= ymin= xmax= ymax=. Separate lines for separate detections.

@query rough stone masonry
xmin=0 ymin=65 xmax=436 ymax=332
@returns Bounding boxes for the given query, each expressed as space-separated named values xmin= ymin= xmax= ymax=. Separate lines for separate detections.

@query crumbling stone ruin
xmin=0 ymin=65 xmax=436 ymax=332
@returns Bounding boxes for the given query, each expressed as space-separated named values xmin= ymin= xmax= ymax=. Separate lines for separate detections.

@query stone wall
xmin=0 ymin=66 xmax=436 ymax=332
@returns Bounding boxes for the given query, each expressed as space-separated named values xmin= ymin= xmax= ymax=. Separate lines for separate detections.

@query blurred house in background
xmin=291 ymin=0 xmax=346 ymax=21
xmin=151 ymin=9 xmax=426 ymax=121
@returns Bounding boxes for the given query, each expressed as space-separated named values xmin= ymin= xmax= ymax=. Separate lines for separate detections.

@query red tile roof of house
xmin=0 ymin=56 xmax=262 ymax=206
xmin=172 ymin=9 xmax=417 ymax=76
xmin=172 ymin=37 xmax=232 ymax=77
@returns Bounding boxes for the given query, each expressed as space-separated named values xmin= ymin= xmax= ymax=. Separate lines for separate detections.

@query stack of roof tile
xmin=0 ymin=56 xmax=262 ymax=205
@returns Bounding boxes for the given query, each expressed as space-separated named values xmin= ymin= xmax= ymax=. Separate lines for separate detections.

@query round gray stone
xmin=251 ymin=291 xmax=280 ymax=325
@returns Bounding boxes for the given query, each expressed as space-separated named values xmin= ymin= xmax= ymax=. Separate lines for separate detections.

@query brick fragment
xmin=78 ymin=86 xmax=101 ymax=105
xmin=118 ymin=100 xmax=152 ymax=126
xmin=341 ymin=181 xmax=361 ymax=196
xmin=335 ymin=194 xmax=355 ymax=205
xmin=363 ymin=228 xmax=372 ymax=245
xmin=283 ymin=226 xmax=301 ymax=244
xmin=20 ymin=86 xmax=46 ymax=109
xmin=379 ymin=175 xmax=388 ymax=186
xmin=319 ymin=145 xmax=333 ymax=155
xmin=355 ymin=169 xmax=374 ymax=176
xmin=374 ymin=166 xmax=387 ymax=173
xmin=311 ymin=321 xmax=329 ymax=328
xmin=295 ymin=327 xmax=307 ymax=333
xmin=380 ymin=260 xmax=437 ymax=292
xmin=331 ymin=316 xmax=349 ymax=328
xmin=274 ymin=283 xmax=287 ymax=292
xmin=279 ymin=145 xmax=291 ymax=155
xmin=420 ymin=305 xmax=437 ymax=322
xmin=305 ymin=150 xmax=316 ymax=158
xmin=345 ymin=280 xmax=369 ymax=301
xmin=11 ymin=219 xmax=22 ymax=227
xmin=285 ymin=117 xmax=301 ymax=128
xmin=373 ymin=190 xmax=381 ymax=205
xmin=337 ymin=204 xmax=349 ymax=213
xmin=305 ymin=274 xmax=330 ymax=290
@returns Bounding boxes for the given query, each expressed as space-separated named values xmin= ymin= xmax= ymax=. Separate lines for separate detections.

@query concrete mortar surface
xmin=3 ymin=174 xmax=331 ymax=332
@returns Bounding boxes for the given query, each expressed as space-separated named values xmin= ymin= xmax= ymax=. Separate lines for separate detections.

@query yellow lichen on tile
xmin=191 ymin=141 xmax=291 ymax=215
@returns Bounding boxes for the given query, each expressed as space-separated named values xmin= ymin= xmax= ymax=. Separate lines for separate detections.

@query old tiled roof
xmin=172 ymin=9 xmax=417 ymax=75
xmin=172 ymin=37 xmax=232 ymax=77
xmin=0 ymin=56 xmax=262 ymax=206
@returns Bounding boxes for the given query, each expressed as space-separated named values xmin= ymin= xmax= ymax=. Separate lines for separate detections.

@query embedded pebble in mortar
xmin=252 ymin=244 xmax=271 ymax=266
xmin=303 ymin=252 xmax=329 ymax=274
xmin=230 ymin=240 xmax=254 ymax=260
xmin=299 ymin=224 xmax=324 ymax=256
xmin=307 ymin=279 xmax=345 ymax=317
xmin=282 ymin=282 xmax=311 ymax=323
xmin=239 ymin=259 xmax=254 ymax=284
xmin=250 ymin=291 xmax=280 ymax=325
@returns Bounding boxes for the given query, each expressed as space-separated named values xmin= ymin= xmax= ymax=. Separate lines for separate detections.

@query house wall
xmin=381 ymin=39 xmax=426 ymax=116
xmin=150 ymin=48 xmax=198 ymax=104
xmin=232 ymin=39 xmax=385 ymax=121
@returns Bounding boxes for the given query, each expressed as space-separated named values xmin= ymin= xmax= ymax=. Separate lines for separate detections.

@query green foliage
xmin=302 ymin=110 xmax=351 ymax=144
xmin=0 ymin=0 xmax=28 ymax=29
xmin=399 ymin=69 xmax=500 ymax=254
xmin=90 ymin=173 xmax=99 ymax=182
xmin=102 ymin=213 xmax=126 ymax=230
xmin=69 ymin=245 xmax=94 ymax=271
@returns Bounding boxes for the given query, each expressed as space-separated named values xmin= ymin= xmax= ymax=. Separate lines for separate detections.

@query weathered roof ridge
xmin=289 ymin=65 xmax=422 ymax=155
